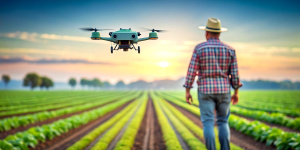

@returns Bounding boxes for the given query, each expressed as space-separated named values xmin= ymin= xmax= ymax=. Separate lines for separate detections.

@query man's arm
xmin=229 ymin=50 xmax=241 ymax=105
xmin=184 ymin=47 xmax=200 ymax=104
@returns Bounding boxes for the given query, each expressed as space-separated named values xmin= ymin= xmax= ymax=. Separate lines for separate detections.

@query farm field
xmin=0 ymin=90 xmax=299 ymax=150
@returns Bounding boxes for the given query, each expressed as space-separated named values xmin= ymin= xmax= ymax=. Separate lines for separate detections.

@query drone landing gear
xmin=110 ymin=43 xmax=140 ymax=54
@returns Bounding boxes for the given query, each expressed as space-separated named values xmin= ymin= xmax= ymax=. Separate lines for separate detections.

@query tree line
xmin=68 ymin=78 xmax=126 ymax=89
xmin=1 ymin=73 xmax=54 ymax=90
xmin=2 ymin=74 xmax=300 ymax=90
xmin=23 ymin=73 xmax=54 ymax=90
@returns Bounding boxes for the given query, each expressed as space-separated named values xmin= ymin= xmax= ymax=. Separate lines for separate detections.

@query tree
xmin=2 ymin=74 xmax=10 ymax=87
xmin=80 ymin=78 xmax=87 ymax=88
xmin=23 ymin=73 xmax=41 ymax=90
xmin=91 ymin=78 xmax=102 ymax=89
xmin=40 ymin=76 xmax=54 ymax=90
xmin=69 ymin=78 xmax=77 ymax=89
xmin=103 ymin=81 xmax=111 ymax=89
xmin=115 ymin=80 xmax=126 ymax=89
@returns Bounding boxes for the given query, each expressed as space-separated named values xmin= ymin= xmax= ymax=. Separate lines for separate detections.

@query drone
xmin=80 ymin=27 xmax=166 ymax=54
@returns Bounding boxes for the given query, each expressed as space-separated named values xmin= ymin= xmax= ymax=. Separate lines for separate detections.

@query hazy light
xmin=159 ymin=61 xmax=169 ymax=68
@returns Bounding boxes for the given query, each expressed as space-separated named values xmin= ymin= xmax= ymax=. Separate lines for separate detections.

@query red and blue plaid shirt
xmin=183 ymin=37 xmax=240 ymax=94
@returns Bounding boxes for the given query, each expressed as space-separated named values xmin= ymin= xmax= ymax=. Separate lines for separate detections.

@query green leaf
xmin=266 ymin=139 xmax=274 ymax=146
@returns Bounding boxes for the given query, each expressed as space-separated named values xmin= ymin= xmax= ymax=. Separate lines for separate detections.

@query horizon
xmin=1 ymin=0 xmax=300 ymax=83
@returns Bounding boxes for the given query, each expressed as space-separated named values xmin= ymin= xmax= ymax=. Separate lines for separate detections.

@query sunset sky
xmin=0 ymin=0 xmax=299 ymax=84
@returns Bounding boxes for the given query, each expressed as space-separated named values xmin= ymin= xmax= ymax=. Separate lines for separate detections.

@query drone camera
xmin=113 ymin=34 xmax=117 ymax=38
xmin=132 ymin=34 xmax=136 ymax=38
xmin=137 ymin=32 xmax=141 ymax=36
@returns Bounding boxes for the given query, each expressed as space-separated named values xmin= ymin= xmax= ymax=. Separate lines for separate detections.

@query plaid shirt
xmin=183 ymin=37 xmax=240 ymax=94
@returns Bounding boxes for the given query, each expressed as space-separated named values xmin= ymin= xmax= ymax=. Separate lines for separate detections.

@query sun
xmin=158 ymin=61 xmax=169 ymax=68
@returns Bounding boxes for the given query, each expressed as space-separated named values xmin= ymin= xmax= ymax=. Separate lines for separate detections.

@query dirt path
xmin=30 ymin=100 xmax=133 ymax=150
xmin=133 ymin=95 xmax=165 ymax=150
xmin=167 ymin=101 xmax=276 ymax=150
xmin=133 ymin=95 xmax=156 ymax=150
xmin=0 ymin=100 xmax=117 ymax=139
xmin=233 ymin=113 xmax=300 ymax=133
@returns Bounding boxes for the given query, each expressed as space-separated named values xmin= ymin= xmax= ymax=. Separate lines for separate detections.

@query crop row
xmin=160 ymin=96 xmax=243 ymax=150
xmin=0 ymin=91 xmax=100 ymax=106
xmin=157 ymin=92 xmax=300 ymax=150
xmin=0 ymin=94 xmax=138 ymax=150
xmin=0 ymin=91 xmax=130 ymax=117
xmin=151 ymin=92 xmax=183 ymax=150
xmin=91 ymin=92 xmax=147 ymax=150
xmin=0 ymin=91 xmax=139 ymax=132
xmin=229 ymin=115 xmax=300 ymax=150
xmin=168 ymin=90 xmax=300 ymax=130
xmin=164 ymin=91 xmax=300 ymax=117
xmin=163 ymin=91 xmax=300 ymax=123
xmin=153 ymin=93 xmax=206 ymax=150
xmin=111 ymin=92 xmax=147 ymax=150
xmin=66 ymin=97 xmax=139 ymax=150
xmin=234 ymin=104 xmax=300 ymax=117
xmin=156 ymin=92 xmax=242 ymax=150
xmin=231 ymin=106 xmax=300 ymax=131
xmin=0 ymin=91 xmax=119 ymax=112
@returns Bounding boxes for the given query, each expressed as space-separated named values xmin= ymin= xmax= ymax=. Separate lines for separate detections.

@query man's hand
xmin=186 ymin=91 xmax=193 ymax=105
xmin=231 ymin=93 xmax=239 ymax=105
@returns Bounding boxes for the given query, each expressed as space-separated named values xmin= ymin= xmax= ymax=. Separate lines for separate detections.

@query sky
xmin=0 ymin=0 xmax=300 ymax=84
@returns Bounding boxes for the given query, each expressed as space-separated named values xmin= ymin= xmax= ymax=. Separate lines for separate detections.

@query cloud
xmin=0 ymin=56 xmax=112 ymax=65
xmin=280 ymin=66 xmax=300 ymax=70
xmin=0 ymin=31 xmax=106 ymax=44
xmin=0 ymin=32 xmax=40 ymax=42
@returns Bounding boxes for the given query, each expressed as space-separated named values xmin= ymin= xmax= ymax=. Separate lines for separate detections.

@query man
xmin=183 ymin=18 xmax=241 ymax=150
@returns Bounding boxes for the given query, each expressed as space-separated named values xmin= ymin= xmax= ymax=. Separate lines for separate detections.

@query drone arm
xmin=138 ymin=37 xmax=150 ymax=42
xmin=100 ymin=37 xmax=114 ymax=42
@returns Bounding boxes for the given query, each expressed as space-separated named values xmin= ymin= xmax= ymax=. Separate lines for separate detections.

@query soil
xmin=233 ymin=113 xmax=300 ymax=133
xmin=167 ymin=101 xmax=276 ymax=150
xmin=30 ymin=100 xmax=133 ymax=150
xmin=133 ymin=95 xmax=156 ymax=150
xmin=0 ymin=100 xmax=116 ymax=139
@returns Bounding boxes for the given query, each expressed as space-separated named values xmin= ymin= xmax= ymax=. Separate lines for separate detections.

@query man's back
xmin=184 ymin=37 xmax=240 ymax=94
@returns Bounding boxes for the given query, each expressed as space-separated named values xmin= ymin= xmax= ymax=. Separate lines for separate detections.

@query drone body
xmin=81 ymin=28 xmax=164 ymax=54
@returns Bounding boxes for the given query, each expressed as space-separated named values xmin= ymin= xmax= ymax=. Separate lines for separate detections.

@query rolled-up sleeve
xmin=229 ymin=50 xmax=240 ymax=89
xmin=183 ymin=47 xmax=200 ymax=88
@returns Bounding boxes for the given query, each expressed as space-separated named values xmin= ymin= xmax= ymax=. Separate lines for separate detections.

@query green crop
xmin=160 ymin=98 xmax=242 ymax=150
xmin=91 ymin=93 xmax=146 ymax=150
xmin=0 ymin=93 xmax=139 ymax=150
xmin=231 ymin=107 xmax=300 ymax=130
xmin=230 ymin=115 xmax=300 ymax=150
xmin=151 ymin=92 xmax=183 ymax=150
xmin=157 ymin=91 xmax=300 ymax=150
xmin=113 ymin=93 xmax=148 ymax=150
xmin=0 ymin=91 xmax=137 ymax=132
xmin=67 ymin=98 xmax=139 ymax=150
xmin=0 ymin=91 xmax=125 ymax=116
xmin=157 ymin=96 xmax=205 ymax=150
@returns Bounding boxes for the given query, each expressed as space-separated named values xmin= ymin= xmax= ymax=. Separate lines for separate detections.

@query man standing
xmin=183 ymin=18 xmax=241 ymax=150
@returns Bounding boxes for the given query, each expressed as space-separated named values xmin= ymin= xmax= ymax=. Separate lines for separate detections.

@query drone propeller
xmin=140 ymin=27 xmax=167 ymax=32
xmin=79 ymin=28 xmax=113 ymax=32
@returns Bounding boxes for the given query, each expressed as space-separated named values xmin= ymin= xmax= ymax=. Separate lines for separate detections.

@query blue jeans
xmin=198 ymin=91 xmax=231 ymax=150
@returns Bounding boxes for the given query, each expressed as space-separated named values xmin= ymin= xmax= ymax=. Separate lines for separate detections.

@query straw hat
xmin=198 ymin=18 xmax=228 ymax=32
